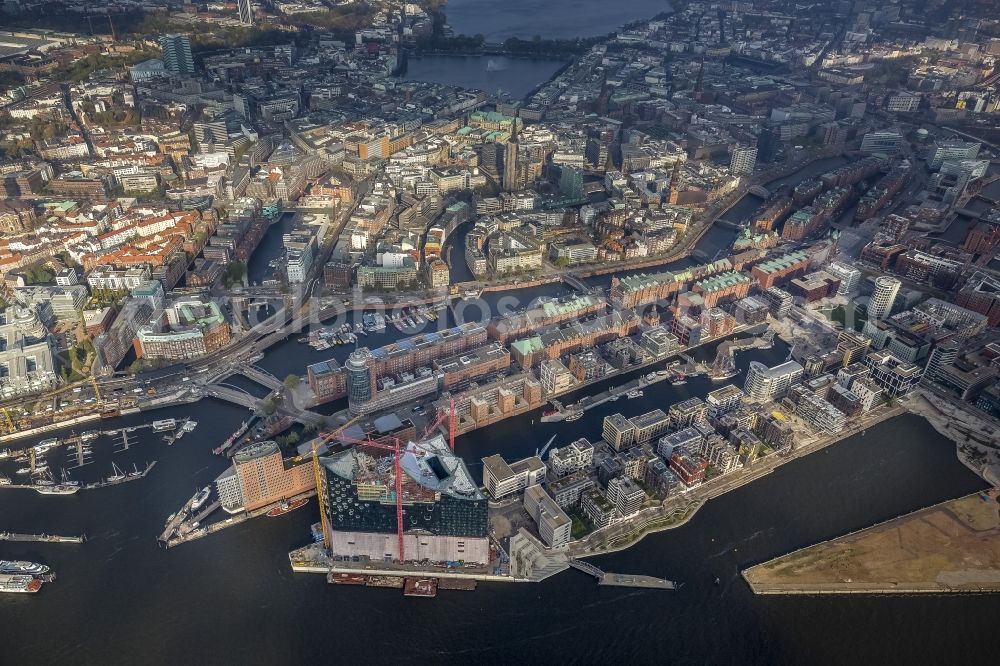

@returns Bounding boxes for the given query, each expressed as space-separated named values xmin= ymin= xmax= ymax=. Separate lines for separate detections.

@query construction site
xmin=743 ymin=490 xmax=1000 ymax=594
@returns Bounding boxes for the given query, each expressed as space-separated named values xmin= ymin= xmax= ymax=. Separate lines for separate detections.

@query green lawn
xmin=823 ymin=304 xmax=868 ymax=332
xmin=570 ymin=514 xmax=591 ymax=539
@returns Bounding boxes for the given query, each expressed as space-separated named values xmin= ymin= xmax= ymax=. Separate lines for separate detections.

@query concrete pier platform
xmin=599 ymin=573 xmax=677 ymax=589
xmin=568 ymin=558 xmax=677 ymax=590
xmin=0 ymin=532 xmax=86 ymax=543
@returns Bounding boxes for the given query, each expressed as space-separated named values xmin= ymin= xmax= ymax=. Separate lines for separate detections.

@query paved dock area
xmin=600 ymin=573 xmax=677 ymax=589
xmin=0 ymin=532 xmax=86 ymax=543
xmin=568 ymin=558 xmax=677 ymax=590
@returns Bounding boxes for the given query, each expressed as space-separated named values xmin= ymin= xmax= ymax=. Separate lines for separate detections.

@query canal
xmin=248 ymin=154 xmax=853 ymax=381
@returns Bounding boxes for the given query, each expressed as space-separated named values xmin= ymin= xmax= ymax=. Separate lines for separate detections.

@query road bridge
xmin=714 ymin=219 xmax=746 ymax=230
xmin=561 ymin=274 xmax=593 ymax=292
xmin=203 ymin=384 xmax=259 ymax=410
xmin=238 ymin=365 xmax=283 ymax=392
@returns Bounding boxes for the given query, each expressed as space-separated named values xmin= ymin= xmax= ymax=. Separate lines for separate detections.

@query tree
xmin=283 ymin=374 xmax=300 ymax=389
xmin=222 ymin=260 xmax=247 ymax=288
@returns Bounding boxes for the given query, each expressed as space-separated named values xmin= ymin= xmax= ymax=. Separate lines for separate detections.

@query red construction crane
xmin=316 ymin=428 xmax=413 ymax=562
xmin=313 ymin=402 xmax=456 ymax=561
xmin=421 ymin=397 xmax=456 ymax=450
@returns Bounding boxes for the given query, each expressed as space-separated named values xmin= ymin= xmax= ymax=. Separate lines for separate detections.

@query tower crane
xmin=309 ymin=400 xmax=456 ymax=561
xmin=421 ymin=397 xmax=456 ymax=450
xmin=327 ymin=430 xmax=408 ymax=563
xmin=303 ymin=416 xmax=359 ymax=551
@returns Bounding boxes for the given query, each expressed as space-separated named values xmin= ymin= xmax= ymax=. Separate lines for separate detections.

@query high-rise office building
xmin=729 ymin=145 xmax=758 ymax=175
xmin=215 ymin=440 xmax=315 ymax=512
xmin=159 ymin=34 xmax=195 ymax=77
xmin=237 ymin=0 xmax=254 ymax=26
xmin=825 ymin=261 xmax=862 ymax=295
xmin=928 ymin=139 xmax=980 ymax=169
xmin=559 ymin=165 xmax=585 ymax=199
xmin=923 ymin=340 xmax=960 ymax=384
xmin=345 ymin=348 xmax=375 ymax=412
xmin=869 ymin=276 xmax=900 ymax=321
xmin=859 ymin=130 xmax=903 ymax=155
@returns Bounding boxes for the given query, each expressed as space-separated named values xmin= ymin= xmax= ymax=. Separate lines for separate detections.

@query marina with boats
xmin=0 ymin=415 xmax=196 ymax=491
xmin=297 ymin=305 xmax=444 ymax=350
xmin=541 ymin=360 xmax=697 ymax=423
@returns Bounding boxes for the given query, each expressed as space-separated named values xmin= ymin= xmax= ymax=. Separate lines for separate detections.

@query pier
xmin=0 ymin=532 xmax=86 ymax=543
xmin=162 ymin=488 xmax=319 ymax=547
xmin=563 ymin=358 xmax=692 ymax=415
xmin=568 ymin=559 xmax=677 ymax=590
xmin=0 ymin=461 xmax=155 ymax=493
xmin=83 ymin=460 xmax=157 ymax=490
xmin=214 ymin=419 xmax=252 ymax=456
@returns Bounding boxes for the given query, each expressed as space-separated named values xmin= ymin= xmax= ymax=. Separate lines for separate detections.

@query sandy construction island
xmin=743 ymin=491 xmax=1000 ymax=594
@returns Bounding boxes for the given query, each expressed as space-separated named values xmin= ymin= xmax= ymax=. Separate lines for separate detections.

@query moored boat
xmin=190 ymin=486 xmax=212 ymax=511
xmin=34 ymin=484 xmax=79 ymax=495
xmin=0 ymin=559 xmax=50 ymax=575
xmin=106 ymin=462 xmax=127 ymax=483
xmin=0 ymin=574 xmax=42 ymax=594
xmin=152 ymin=419 xmax=177 ymax=432
xmin=33 ymin=438 xmax=59 ymax=454
xmin=266 ymin=497 xmax=309 ymax=517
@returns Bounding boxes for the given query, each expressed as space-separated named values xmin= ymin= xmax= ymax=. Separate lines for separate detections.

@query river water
xmin=0 ymin=388 xmax=991 ymax=663
xmin=1 ymin=149 xmax=992 ymax=660
xmin=401 ymin=0 xmax=675 ymax=98
xmin=443 ymin=0 xmax=674 ymax=41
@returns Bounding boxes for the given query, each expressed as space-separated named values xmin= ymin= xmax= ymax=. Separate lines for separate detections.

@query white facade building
xmin=729 ymin=145 xmax=758 ymax=175
xmin=869 ymin=276 xmax=900 ymax=321
xmin=744 ymin=360 xmax=804 ymax=403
